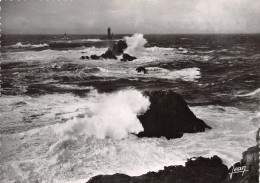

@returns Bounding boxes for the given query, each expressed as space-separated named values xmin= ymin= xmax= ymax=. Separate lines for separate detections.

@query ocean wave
xmin=236 ymin=88 xmax=260 ymax=97
xmin=146 ymin=67 xmax=201 ymax=81
xmin=146 ymin=46 xmax=174 ymax=52
xmin=1 ymin=98 xmax=258 ymax=182
xmin=52 ymin=89 xmax=150 ymax=139
xmin=8 ymin=42 xmax=49 ymax=48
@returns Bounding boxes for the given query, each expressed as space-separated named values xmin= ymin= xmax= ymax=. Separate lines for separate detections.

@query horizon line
xmin=2 ymin=32 xmax=260 ymax=36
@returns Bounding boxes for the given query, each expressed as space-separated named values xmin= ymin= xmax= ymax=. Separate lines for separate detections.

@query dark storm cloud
xmin=2 ymin=0 xmax=260 ymax=34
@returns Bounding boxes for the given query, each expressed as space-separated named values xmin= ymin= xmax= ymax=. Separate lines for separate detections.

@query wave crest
xmin=8 ymin=42 xmax=49 ymax=48
xmin=53 ymin=89 xmax=150 ymax=139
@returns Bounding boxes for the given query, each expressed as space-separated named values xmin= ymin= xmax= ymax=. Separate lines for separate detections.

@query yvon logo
xmin=229 ymin=165 xmax=249 ymax=179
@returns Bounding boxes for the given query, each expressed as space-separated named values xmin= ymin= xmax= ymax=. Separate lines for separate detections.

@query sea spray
xmin=53 ymin=89 xmax=150 ymax=139
xmin=124 ymin=34 xmax=147 ymax=57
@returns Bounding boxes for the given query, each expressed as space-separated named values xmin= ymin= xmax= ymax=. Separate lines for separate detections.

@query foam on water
xmin=236 ymin=88 xmax=260 ymax=98
xmin=0 ymin=89 xmax=258 ymax=183
xmin=53 ymin=89 xmax=150 ymax=139
xmin=7 ymin=42 xmax=49 ymax=48
xmin=94 ymin=67 xmax=201 ymax=82
xmin=124 ymin=34 xmax=147 ymax=57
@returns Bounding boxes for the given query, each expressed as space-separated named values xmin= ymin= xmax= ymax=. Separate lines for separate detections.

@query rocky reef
xmin=86 ymin=144 xmax=259 ymax=183
xmin=138 ymin=90 xmax=211 ymax=139
xmin=80 ymin=39 xmax=137 ymax=61
xmin=86 ymin=156 xmax=229 ymax=183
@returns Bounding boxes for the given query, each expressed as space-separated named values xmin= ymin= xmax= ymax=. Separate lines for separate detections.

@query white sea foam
xmin=8 ymin=42 xmax=49 ymax=48
xmin=0 ymin=91 xmax=258 ymax=183
xmin=53 ymin=89 xmax=150 ymax=139
xmin=236 ymin=88 xmax=260 ymax=98
xmin=124 ymin=34 xmax=147 ymax=57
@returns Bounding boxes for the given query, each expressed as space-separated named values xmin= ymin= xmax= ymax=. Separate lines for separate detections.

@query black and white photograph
xmin=0 ymin=0 xmax=259 ymax=182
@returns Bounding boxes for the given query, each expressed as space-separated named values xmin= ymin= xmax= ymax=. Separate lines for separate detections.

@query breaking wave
xmin=236 ymin=88 xmax=260 ymax=98
xmin=8 ymin=42 xmax=49 ymax=48
xmin=53 ymin=89 xmax=150 ymax=139
xmin=124 ymin=34 xmax=147 ymax=57
xmin=145 ymin=67 xmax=201 ymax=81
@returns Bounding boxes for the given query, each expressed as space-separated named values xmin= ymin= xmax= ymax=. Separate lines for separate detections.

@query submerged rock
xmin=100 ymin=50 xmax=117 ymax=60
xmin=137 ymin=90 xmax=211 ymax=139
xmin=120 ymin=53 xmax=137 ymax=61
xmin=80 ymin=56 xmax=89 ymax=60
xmin=136 ymin=66 xmax=147 ymax=74
xmin=87 ymin=156 xmax=228 ymax=183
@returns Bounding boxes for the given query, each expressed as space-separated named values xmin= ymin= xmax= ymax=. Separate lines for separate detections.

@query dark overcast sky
xmin=2 ymin=0 xmax=260 ymax=34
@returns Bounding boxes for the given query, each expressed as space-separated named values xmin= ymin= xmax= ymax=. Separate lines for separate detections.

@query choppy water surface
xmin=0 ymin=34 xmax=259 ymax=183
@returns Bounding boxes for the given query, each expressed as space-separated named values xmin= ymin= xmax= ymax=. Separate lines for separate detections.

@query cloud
xmin=2 ymin=0 xmax=260 ymax=34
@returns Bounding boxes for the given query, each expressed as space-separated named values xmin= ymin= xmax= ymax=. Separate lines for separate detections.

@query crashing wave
xmin=8 ymin=42 xmax=49 ymax=48
xmin=53 ymin=89 xmax=150 ymax=139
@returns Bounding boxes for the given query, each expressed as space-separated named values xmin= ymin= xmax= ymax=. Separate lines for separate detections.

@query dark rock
xmin=2 ymin=82 xmax=12 ymax=88
xmin=90 ymin=55 xmax=100 ymax=60
xmin=137 ymin=90 xmax=211 ymax=139
xmin=80 ymin=56 xmax=86 ymax=60
xmin=120 ymin=53 xmax=137 ymax=61
xmin=110 ymin=40 xmax=127 ymax=55
xmin=87 ymin=156 xmax=228 ymax=183
xmin=100 ymin=50 xmax=117 ymax=60
xmin=136 ymin=66 xmax=147 ymax=74
xmin=87 ymin=174 xmax=131 ymax=183
xmin=223 ymin=144 xmax=259 ymax=182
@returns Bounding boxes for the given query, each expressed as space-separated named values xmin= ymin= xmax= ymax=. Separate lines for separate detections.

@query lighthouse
xmin=107 ymin=27 xmax=112 ymax=40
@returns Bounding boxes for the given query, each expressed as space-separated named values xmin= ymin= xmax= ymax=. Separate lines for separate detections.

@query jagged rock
xmin=110 ymin=40 xmax=127 ymax=55
xmin=120 ymin=53 xmax=137 ymax=61
xmin=137 ymin=90 xmax=211 ymax=139
xmin=136 ymin=66 xmax=147 ymax=74
xmin=222 ymin=145 xmax=259 ymax=183
xmin=90 ymin=55 xmax=100 ymax=60
xmin=86 ymin=156 xmax=228 ymax=183
xmin=101 ymin=50 xmax=117 ymax=60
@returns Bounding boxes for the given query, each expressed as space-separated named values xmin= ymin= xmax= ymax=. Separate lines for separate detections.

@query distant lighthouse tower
xmin=107 ymin=27 xmax=112 ymax=40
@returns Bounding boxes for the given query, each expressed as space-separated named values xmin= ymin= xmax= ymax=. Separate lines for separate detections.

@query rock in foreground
xmin=138 ymin=90 xmax=211 ymax=139
xmin=87 ymin=156 xmax=228 ymax=183
xmin=86 ymin=144 xmax=259 ymax=183
xmin=222 ymin=145 xmax=259 ymax=183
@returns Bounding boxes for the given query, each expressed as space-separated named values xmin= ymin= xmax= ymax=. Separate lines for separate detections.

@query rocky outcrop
xmin=90 ymin=55 xmax=100 ymax=60
xmin=100 ymin=50 xmax=117 ymax=60
xmin=222 ymin=146 xmax=259 ymax=182
xmin=87 ymin=156 xmax=229 ymax=183
xmin=120 ymin=53 xmax=137 ymax=61
xmin=136 ymin=66 xmax=147 ymax=74
xmin=137 ymin=90 xmax=211 ymax=139
xmin=110 ymin=40 xmax=127 ymax=55
xmin=86 ymin=40 xmax=138 ymax=61
xmin=86 ymin=144 xmax=259 ymax=183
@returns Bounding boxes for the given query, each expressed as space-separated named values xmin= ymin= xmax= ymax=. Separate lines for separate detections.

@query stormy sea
xmin=1 ymin=34 xmax=259 ymax=183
